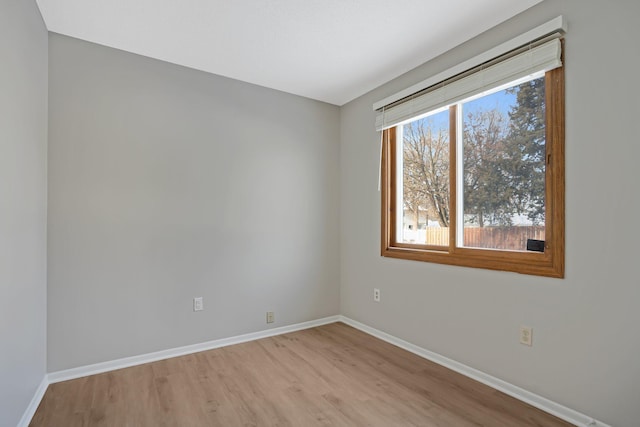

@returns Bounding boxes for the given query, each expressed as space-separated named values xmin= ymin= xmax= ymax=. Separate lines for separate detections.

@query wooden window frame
xmin=381 ymin=66 xmax=565 ymax=278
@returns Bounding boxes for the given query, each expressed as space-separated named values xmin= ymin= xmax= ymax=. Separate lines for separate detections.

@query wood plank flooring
xmin=31 ymin=322 xmax=573 ymax=426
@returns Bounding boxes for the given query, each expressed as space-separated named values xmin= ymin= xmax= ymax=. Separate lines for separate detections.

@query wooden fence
xmin=420 ymin=226 xmax=545 ymax=251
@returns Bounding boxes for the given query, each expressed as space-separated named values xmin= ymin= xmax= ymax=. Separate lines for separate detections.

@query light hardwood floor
xmin=31 ymin=322 xmax=572 ymax=426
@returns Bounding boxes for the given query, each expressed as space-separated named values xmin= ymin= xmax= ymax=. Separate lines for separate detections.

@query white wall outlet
xmin=520 ymin=325 xmax=533 ymax=346
xmin=266 ymin=311 xmax=275 ymax=324
xmin=193 ymin=297 xmax=203 ymax=312
xmin=373 ymin=288 xmax=381 ymax=302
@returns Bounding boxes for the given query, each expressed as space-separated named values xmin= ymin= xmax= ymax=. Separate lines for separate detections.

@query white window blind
xmin=375 ymin=37 xmax=563 ymax=131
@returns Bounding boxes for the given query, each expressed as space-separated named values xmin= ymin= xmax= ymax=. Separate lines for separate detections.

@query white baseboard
xmin=16 ymin=376 xmax=49 ymax=427
xmin=22 ymin=315 xmax=339 ymax=426
xmin=48 ymin=315 xmax=341 ymax=384
xmin=338 ymin=315 xmax=610 ymax=427
xmin=22 ymin=314 xmax=610 ymax=427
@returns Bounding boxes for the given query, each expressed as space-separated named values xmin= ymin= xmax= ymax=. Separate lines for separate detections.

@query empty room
xmin=1 ymin=0 xmax=639 ymax=426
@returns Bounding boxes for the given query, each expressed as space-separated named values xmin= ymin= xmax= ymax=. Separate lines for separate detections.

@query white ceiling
xmin=35 ymin=0 xmax=542 ymax=106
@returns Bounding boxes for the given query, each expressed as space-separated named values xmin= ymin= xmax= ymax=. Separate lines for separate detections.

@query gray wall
xmin=340 ymin=1 xmax=640 ymax=426
xmin=0 ymin=0 xmax=48 ymax=425
xmin=47 ymin=34 xmax=340 ymax=371
xmin=18 ymin=1 xmax=640 ymax=425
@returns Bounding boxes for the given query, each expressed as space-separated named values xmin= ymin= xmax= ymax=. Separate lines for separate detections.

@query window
xmin=379 ymin=38 xmax=564 ymax=278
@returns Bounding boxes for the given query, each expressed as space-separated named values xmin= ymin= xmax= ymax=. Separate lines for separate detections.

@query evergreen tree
xmin=401 ymin=76 xmax=546 ymax=232
xmin=462 ymin=76 xmax=546 ymax=227
xmin=504 ymin=77 xmax=546 ymax=224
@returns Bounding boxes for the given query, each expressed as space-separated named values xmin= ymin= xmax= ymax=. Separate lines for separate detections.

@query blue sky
xmin=410 ymin=86 xmax=518 ymax=134
xmin=463 ymin=89 xmax=516 ymax=117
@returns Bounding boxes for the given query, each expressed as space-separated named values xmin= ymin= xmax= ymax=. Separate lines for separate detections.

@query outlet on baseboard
xmin=266 ymin=311 xmax=275 ymax=324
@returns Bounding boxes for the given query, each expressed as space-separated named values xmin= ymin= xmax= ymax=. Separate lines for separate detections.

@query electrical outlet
xmin=266 ymin=311 xmax=275 ymax=324
xmin=373 ymin=288 xmax=381 ymax=302
xmin=193 ymin=297 xmax=204 ymax=312
xmin=519 ymin=326 xmax=533 ymax=346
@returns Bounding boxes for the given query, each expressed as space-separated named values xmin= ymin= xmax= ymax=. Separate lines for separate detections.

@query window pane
xmin=400 ymin=110 xmax=450 ymax=246
xmin=461 ymin=76 xmax=546 ymax=251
